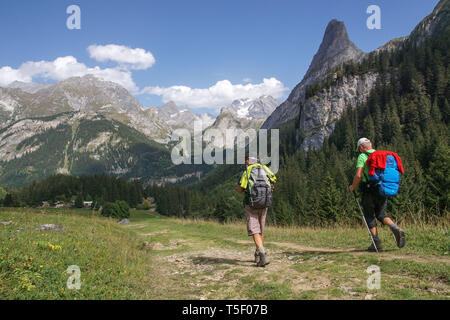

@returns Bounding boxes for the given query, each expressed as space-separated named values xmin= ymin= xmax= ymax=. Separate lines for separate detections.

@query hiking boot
xmin=390 ymin=225 xmax=406 ymax=248
xmin=254 ymin=249 xmax=260 ymax=264
xmin=367 ymin=237 xmax=383 ymax=252
xmin=256 ymin=249 xmax=270 ymax=267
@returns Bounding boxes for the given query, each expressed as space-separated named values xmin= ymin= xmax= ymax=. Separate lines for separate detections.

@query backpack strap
xmin=362 ymin=151 xmax=373 ymax=185
xmin=245 ymin=165 xmax=251 ymax=195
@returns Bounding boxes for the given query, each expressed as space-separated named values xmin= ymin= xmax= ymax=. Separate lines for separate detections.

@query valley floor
xmin=0 ymin=208 xmax=449 ymax=299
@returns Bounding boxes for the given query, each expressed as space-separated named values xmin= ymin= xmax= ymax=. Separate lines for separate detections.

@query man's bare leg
xmin=253 ymin=233 xmax=263 ymax=248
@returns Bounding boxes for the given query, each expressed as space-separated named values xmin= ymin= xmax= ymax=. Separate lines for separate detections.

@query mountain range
xmin=0 ymin=74 xmax=278 ymax=187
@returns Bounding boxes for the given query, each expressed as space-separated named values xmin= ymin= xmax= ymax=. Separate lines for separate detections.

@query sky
xmin=0 ymin=0 xmax=440 ymax=115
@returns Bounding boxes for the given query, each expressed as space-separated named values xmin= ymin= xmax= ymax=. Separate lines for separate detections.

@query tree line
xmin=1 ymin=173 xmax=144 ymax=209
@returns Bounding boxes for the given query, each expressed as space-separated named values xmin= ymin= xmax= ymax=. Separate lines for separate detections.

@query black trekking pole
xmin=352 ymin=191 xmax=379 ymax=253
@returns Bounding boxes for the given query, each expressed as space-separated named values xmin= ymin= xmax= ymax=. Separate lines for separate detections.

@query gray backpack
xmin=246 ymin=165 xmax=273 ymax=209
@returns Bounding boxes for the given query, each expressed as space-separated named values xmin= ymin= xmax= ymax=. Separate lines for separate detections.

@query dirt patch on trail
xmin=142 ymin=239 xmax=185 ymax=251
xmin=123 ymin=223 xmax=147 ymax=229
xmin=157 ymin=246 xmax=333 ymax=299
xmin=228 ymin=239 xmax=450 ymax=265
xmin=139 ymin=230 xmax=170 ymax=237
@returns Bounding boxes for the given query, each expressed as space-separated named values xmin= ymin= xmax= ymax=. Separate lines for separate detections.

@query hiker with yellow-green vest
xmin=237 ymin=156 xmax=276 ymax=267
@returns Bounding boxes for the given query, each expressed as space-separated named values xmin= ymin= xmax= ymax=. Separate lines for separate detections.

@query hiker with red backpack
xmin=237 ymin=156 xmax=276 ymax=267
xmin=349 ymin=138 xmax=406 ymax=252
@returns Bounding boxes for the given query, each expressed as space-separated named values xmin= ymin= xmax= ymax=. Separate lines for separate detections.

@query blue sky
xmin=0 ymin=0 xmax=440 ymax=114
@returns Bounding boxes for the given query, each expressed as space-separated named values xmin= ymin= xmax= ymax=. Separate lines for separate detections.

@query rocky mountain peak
xmin=321 ymin=19 xmax=351 ymax=49
xmin=160 ymin=101 xmax=179 ymax=114
xmin=261 ymin=19 xmax=365 ymax=130
xmin=6 ymin=81 xmax=52 ymax=94
xmin=305 ymin=19 xmax=364 ymax=80
xmin=226 ymin=95 xmax=278 ymax=120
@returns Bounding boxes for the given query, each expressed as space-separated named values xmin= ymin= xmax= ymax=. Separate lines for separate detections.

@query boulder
xmin=35 ymin=224 xmax=65 ymax=232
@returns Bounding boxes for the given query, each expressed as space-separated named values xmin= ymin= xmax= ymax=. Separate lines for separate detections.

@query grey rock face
xmin=299 ymin=72 xmax=379 ymax=151
xmin=408 ymin=0 xmax=449 ymax=45
xmin=262 ymin=19 xmax=365 ymax=130
xmin=149 ymin=101 xmax=215 ymax=132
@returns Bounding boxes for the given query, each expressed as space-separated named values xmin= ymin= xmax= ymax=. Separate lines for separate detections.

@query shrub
xmin=100 ymin=201 xmax=130 ymax=219
xmin=101 ymin=202 xmax=120 ymax=218
xmin=136 ymin=199 xmax=151 ymax=210
xmin=115 ymin=200 xmax=130 ymax=219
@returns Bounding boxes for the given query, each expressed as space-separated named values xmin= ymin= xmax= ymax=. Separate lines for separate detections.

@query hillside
xmin=0 ymin=208 xmax=448 ymax=299
xmin=0 ymin=113 xmax=178 ymax=188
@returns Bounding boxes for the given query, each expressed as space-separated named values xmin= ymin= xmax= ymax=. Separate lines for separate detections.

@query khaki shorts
xmin=245 ymin=205 xmax=268 ymax=236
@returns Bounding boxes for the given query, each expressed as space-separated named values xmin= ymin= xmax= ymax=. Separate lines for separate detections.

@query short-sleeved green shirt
xmin=356 ymin=149 xmax=375 ymax=182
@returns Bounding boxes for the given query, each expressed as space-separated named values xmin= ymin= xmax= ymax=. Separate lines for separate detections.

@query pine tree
xmin=75 ymin=193 xmax=83 ymax=208
xmin=425 ymin=141 xmax=449 ymax=214
xmin=318 ymin=174 xmax=344 ymax=224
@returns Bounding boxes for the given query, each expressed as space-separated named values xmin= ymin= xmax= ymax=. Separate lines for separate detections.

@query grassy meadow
xmin=0 ymin=207 xmax=448 ymax=300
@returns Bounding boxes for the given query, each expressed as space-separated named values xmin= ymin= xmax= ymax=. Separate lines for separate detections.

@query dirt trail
xmin=129 ymin=221 xmax=449 ymax=299
xmin=159 ymin=245 xmax=336 ymax=299
xmin=228 ymin=239 xmax=450 ymax=265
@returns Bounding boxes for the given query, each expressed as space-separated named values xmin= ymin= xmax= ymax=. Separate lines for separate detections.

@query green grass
xmin=0 ymin=208 xmax=157 ymax=299
xmin=0 ymin=207 xmax=449 ymax=300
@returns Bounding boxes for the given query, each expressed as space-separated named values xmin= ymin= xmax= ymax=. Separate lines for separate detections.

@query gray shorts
xmin=245 ymin=205 xmax=268 ymax=236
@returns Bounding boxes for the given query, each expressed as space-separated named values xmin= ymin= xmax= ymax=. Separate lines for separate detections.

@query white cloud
xmin=0 ymin=56 xmax=138 ymax=92
xmin=140 ymin=78 xmax=288 ymax=110
xmin=87 ymin=44 xmax=155 ymax=70
xmin=242 ymin=77 xmax=252 ymax=83
xmin=0 ymin=66 xmax=31 ymax=85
